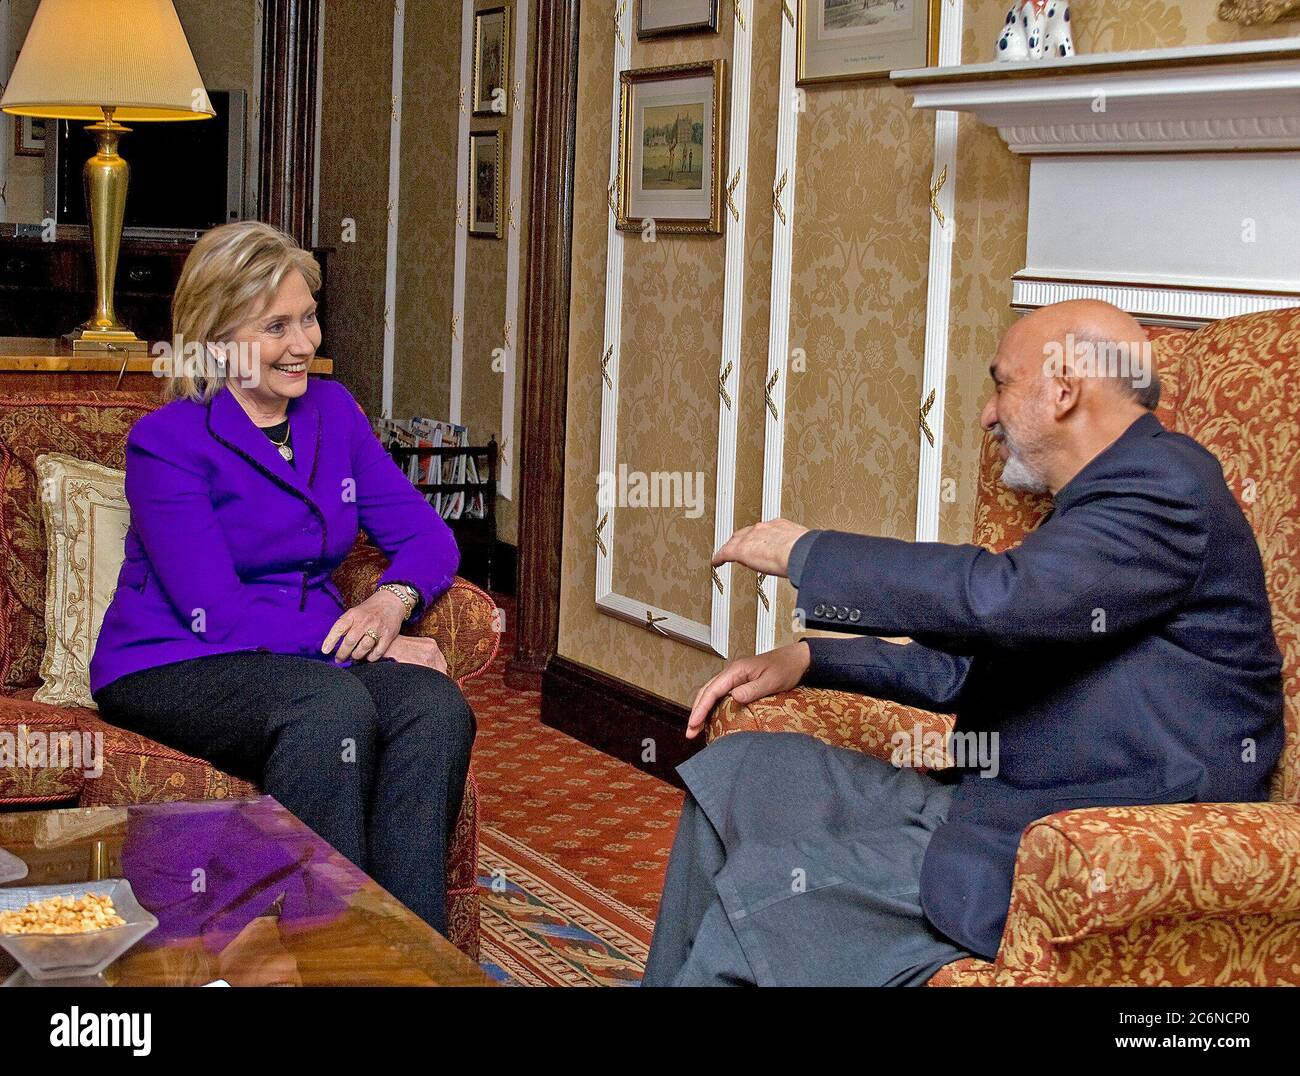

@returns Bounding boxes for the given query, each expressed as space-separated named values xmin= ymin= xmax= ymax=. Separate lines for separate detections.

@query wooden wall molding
xmin=505 ymin=0 xmax=579 ymax=689
xmin=258 ymin=0 xmax=322 ymax=247
xmin=541 ymin=656 xmax=698 ymax=788
xmin=449 ymin=0 xmax=530 ymax=500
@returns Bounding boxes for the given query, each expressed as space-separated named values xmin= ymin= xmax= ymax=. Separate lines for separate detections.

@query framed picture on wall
xmin=469 ymin=130 xmax=504 ymax=239
xmin=637 ymin=0 xmax=719 ymax=38
xmin=13 ymin=115 xmax=46 ymax=157
xmin=615 ymin=60 xmax=726 ymax=236
xmin=11 ymin=50 xmax=47 ymax=157
xmin=472 ymin=6 xmax=511 ymax=116
xmin=796 ymin=0 xmax=940 ymax=85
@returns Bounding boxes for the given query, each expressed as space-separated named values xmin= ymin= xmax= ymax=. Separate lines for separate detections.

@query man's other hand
xmin=711 ymin=518 xmax=809 ymax=577
xmin=685 ymin=642 xmax=812 ymax=740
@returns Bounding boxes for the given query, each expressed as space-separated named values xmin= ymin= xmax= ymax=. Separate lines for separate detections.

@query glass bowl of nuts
xmin=0 ymin=880 xmax=158 ymax=981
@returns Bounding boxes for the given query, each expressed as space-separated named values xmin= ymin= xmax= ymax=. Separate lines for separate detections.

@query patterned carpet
xmin=477 ymin=827 xmax=652 ymax=985
xmin=460 ymin=594 xmax=685 ymax=985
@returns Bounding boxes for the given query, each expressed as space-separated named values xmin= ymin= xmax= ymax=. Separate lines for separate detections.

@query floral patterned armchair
xmin=707 ymin=308 xmax=1300 ymax=985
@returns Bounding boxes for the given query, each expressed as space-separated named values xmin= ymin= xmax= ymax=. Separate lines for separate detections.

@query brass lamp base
xmin=65 ymin=325 xmax=149 ymax=353
xmin=73 ymin=107 xmax=147 ymax=352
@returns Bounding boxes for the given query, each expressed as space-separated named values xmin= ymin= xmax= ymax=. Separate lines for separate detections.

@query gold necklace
xmin=265 ymin=422 xmax=293 ymax=462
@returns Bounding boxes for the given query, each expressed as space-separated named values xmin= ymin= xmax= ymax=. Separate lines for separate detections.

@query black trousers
xmin=93 ymin=651 xmax=476 ymax=937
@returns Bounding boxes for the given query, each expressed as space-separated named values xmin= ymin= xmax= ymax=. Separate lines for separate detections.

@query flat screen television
xmin=44 ymin=89 xmax=247 ymax=239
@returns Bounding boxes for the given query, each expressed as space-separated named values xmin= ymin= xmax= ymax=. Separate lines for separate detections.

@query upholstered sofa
xmin=707 ymin=306 xmax=1300 ymax=985
xmin=0 ymin=390 xmax=498 ymax=960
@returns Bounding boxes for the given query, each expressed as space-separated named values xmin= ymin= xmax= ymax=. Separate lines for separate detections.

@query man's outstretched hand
xmin=685 ymin=642 xmax=812 ymax=740
xmin=711 ymin=518 xmax=809 ymax=577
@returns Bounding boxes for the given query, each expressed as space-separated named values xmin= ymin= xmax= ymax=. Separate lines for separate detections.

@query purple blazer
xmin=89 ymin=377 xmax=459 ymax=695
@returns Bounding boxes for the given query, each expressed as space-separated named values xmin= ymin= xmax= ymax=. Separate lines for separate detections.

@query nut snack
xmin=0 ymin=892 xmax=126 ymax=935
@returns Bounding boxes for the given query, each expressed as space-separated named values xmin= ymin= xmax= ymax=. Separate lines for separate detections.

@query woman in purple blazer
xmin=90 ymin=221 xmax=474 ymax=938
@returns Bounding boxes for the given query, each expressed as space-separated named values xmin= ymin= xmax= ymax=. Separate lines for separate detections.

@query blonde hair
xmin=165 ymin=221 xmax=321 ymax=403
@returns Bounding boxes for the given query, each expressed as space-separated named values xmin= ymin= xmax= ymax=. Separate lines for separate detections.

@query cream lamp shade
xmin=0 ymin=0 xmax=214 ymax=353
xmin=0 ymin=0 xmax=215 ymax=121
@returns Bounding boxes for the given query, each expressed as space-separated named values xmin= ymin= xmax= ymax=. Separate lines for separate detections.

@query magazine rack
xmin=386 ymin=437 xmax=499 ymax=590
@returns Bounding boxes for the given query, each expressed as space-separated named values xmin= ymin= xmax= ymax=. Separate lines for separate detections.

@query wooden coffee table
xmin=0 ymin=795 xmax=491 ymax=986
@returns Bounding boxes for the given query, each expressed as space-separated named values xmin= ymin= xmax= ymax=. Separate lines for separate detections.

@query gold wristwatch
xmin=378 ymin=582 xmax=419 ymax=618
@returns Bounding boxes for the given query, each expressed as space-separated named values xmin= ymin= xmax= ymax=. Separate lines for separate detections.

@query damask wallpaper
xmin=456 ymin=1 xmax=536 ymax=546
xmin=319 ymin=1 xmax=394 ymax=413
xmin=1074 ymin=0 xmax=1298 ymax=48
xmin=773 ymin=82 xmax=934 ymax=645
xmin=556 ymin=0 xmax=1293 ymax=708
xmin=320 ymin=0 xmax=531 ymax=545
xmin=393 ymin=0 xmax=462 ymax=423
xmin=557 ymin=0 xmax=780 ymax=703
xmin=612 ymin=20 xmax=734 ymax=622
xmin=939 ymin=1 xmax=1034 ymax=546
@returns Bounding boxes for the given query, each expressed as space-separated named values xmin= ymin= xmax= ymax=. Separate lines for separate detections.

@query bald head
xmin=1014 ymin=299 xmax=1144 ymax=349
xmin=982 ymin=300 xmax=1159 ymax=496
xmin=1004 ymin=300 xmax=1159 ymax=410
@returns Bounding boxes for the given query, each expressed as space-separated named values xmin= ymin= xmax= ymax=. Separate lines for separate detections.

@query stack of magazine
xmin=371 ymin=415 xmax=487 ymax=521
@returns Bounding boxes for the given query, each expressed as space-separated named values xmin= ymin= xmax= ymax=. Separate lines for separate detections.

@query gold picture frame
xmin=616 ymin=60 xmax=726 ymax=236
xmin=472 ymin=5 xmax=511 ymax=117
xmin=13 ymin=114 xmax=46 ymax=157
xmin=637 ymin=0 xmax=720 ymax=38
xmin=796 ymin=0 xmax=941 ymax=85
xmin=11 ymin=51 xmax=45 ymax=157
xmin=469 ymin=129 xmax=504 ymax=239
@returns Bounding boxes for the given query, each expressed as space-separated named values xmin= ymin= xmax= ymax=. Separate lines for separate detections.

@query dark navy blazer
xmin=792 ymin=411 xmax=1284 ymax=959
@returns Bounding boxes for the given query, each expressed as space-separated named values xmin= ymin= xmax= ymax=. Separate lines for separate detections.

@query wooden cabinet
xmin=0 ymin=234 xmax=330 ymax=341
xmin=0 ymin=243 xmax=76 ymax=290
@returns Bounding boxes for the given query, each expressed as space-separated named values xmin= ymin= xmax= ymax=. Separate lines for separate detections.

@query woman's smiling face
xmin=224 ymin=269 xmax=321 ymax=411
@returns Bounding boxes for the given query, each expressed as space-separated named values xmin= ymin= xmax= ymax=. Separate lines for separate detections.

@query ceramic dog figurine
xmin=996 ymin=0 xmax=1075 ymax=62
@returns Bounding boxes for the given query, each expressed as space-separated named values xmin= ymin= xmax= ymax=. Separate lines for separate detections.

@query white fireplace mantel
xmin=891 ymin=39 xmax=1300 ymax=324
xmin=892 ymin=38 xmax=1300 ymax=154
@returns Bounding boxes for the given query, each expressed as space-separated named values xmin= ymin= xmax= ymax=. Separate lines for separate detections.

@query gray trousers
xmin=643 ymin=732 xmax=973 ymax=986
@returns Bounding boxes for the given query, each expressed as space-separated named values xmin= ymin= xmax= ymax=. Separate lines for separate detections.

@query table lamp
xmin=1 ymin=0 xmax=214 ymax=352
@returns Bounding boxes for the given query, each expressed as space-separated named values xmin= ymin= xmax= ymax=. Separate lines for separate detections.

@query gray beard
xmin=1000 ymin=451 xmax=1049 ymax=494
xmin=993 ymin=422 xmax=1050 ymax=494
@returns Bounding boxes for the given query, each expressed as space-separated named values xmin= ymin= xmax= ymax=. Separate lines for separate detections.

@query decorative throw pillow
xmin=0 ymin=391 xmax=155 ymax=690
xmin=33 ymin=453 xmax=130 ymax=709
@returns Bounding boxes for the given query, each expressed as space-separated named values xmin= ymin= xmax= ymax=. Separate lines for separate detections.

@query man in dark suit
xmin=643 ymin=300 xmax=1284 ymax=986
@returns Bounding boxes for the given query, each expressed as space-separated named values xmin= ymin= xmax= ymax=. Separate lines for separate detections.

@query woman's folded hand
xmin=321 ymin=590 xmax=406 ymax=662
xmin=386 ymin=635 xmax=450 ymax=676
